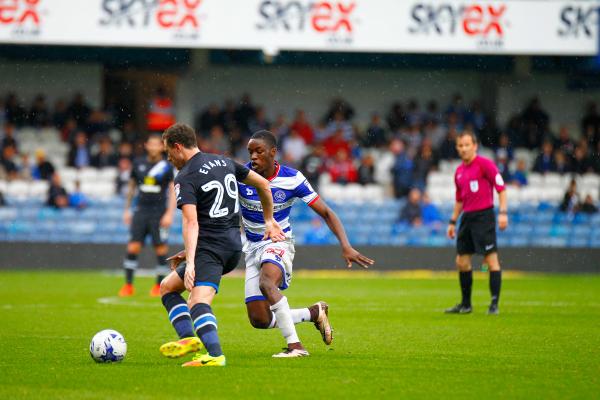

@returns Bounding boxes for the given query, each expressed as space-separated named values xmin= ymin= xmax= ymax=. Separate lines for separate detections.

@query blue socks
xmin=191 ymin=303 xmax=222 ymax=357
xmin=161 ymin=292 xmax=195 ymax=339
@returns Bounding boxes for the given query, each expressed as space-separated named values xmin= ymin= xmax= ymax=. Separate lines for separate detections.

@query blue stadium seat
xmin=568 ymin=237 xmax=589 ymax=248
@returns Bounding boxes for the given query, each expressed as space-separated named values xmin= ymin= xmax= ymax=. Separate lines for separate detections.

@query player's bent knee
xmin=248 ymin=314 xmax=271 ymax=329
xmin=127 ymin=242 xmax=142 ymax=254
xmin=159 ymin=274 xmax=182 ymax=296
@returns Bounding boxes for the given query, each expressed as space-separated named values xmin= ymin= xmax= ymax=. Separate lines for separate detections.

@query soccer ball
xmin=89 ymin=329 xmax=127 ymax=363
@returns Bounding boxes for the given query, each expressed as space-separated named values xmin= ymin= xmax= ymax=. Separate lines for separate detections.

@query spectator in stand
xmin=68 ymin=93 xmax=92 ymax=127
xmin=118 ymin=141 xmax=134 ymax=162
xmin=61 ymin=118 xmax=78 ymax=142
xmin=424 ymin=100 xmax=441 ymax=124
xmin=533 ymin=141 xmax=556 ymax=173
xmin=121 ymin=120 xmax=139 ymax=144
xmin=68 ymin=181 xmax=88 ymax=209
xmin=510 ymin=159 xmax=528 ymax=186
xmin=324 ymin=97 xmax=354 ymax=122
xmin=4 ymin=93 xmax=27 ymax=126
xmin=421 ymin=192 xmax=443 ymax=227
xmin=496 ymin=152 xmax=511 ymax=184
xmin=325 ymin=110 xmax=354 ymax=140
xmin=52 ymin=99 xmax=69 ymax=130
xmin=248 ymin=106 xmax=271 ymax=134
xmin=363 ymin=113 xmax=387 ymax=148
xmin=323 ymin=128 xmax=351 ymax=158
xmin=86 ymin=109 xmax=110 ymax=136
xmin=424 ymin=119 xmax=447 ymax=150
xmin=290 ymin=109 xmax=314 ymax=145
xmin=554 ymin=151 xmax=571 ymax=175
xmin=0 ymin=189 xmax=5 ymax=206
xmin=399 ymin=188 xmax=422 ymax=226
xmin=560 ymin=179 xmax=580 ymax=213
xmin=327 ymin=149 xmax=357 ymax=184
xmin=31 ymin=149 xmax=55 ymax=181
xmin=300 ymin=144 xmax=326 ymax=191
xmin=572 ymin=145 xmax=593 ymax=174
xmin=593 ymin=141 xmax=600 ymax=173
xmin=91 ymin=136 xmax=118 ymax=168
xmin=581 ymin=101 xmax=600 ymax=146
xmin=195 ymin=103 xmax=223 ymax=136
xmin=220 ymin=98 xmax=237 ymax=133
xmin=446 ymin=93 xmax=467 ymax=125
xmin=116 ymin=157 xmax=132 ymax=196
xmin=554 ymin=126 xmax=576 ymax=159
xmin=494 ymin=133 xmax=513 ymax=162
xmin=282 ymin=129 xmax=307 ymax=167
xmin=439 ymin=126 xmax=459 ymax=160
xmin=68 ymin=131 xmax=91 ymax=168
xmin=270 ymin=113 xmax=290 ymax=138
xmin=387 ymin=102 xmax=406 ymax=132
xmin=0 ymin=144 xmax=20 ymax=180
xmin=578 ymin=194 xmax=598 ymax=214
xmin=0 ymin=97 xmax=5 ymax=127
xmin=413 ymin=138 xmax=438 ymax=191
xmin=521 ymin=97 xmax=550 ymax=149
xmin=28 ymin=94 xmax=50 ymax=128
xmin=357 ymin=154 xmax=376 ymax=185
xmin=47 ymin=173 xmax=69 ymax=209
xmin=406 ymin=99 xmax=422 ymax=127
xmin=208 ymin=125 xmax=230 ymax=155
xmin=1 ymin=123 xmax=17 ymax=150
xmin=465 ymin=100 xmax=488 ymax=138
xmin=399 ymin=122 xmax=422 ymax=154
xmin=390 ymin=139 xmax=414 ymax=198
xmin=235 ymin=93 xmax=256 ymax=134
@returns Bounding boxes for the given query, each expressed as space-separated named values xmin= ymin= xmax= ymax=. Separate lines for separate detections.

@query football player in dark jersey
xmin=119 ymin=134 xmax=176 ymax=297
xmin=158 ymin=123 xmax=284 ymax=367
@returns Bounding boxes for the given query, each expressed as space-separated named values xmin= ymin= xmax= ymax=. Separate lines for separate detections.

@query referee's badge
xmin=470 ymin=180 xmax=479 ymax=193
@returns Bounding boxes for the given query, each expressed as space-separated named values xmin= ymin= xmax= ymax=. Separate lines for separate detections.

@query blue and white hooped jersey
xmin=238 ymin=163 xmax=319 ymax=242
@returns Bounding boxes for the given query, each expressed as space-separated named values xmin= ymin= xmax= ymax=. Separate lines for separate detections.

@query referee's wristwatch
xmin=448 ymin=219 xmax=457 ymax=225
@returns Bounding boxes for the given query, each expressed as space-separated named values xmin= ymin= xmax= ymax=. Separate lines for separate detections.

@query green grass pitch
xmin=0 ymin=270 xmax=599 ymax=399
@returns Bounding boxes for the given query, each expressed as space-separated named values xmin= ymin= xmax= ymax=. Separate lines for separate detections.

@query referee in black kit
xmin=446 ymin=131 xmax=508 ymax=315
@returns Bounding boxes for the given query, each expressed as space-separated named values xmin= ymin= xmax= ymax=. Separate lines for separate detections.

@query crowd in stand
xmin=1 ymin=91 xmax=600 ymax=215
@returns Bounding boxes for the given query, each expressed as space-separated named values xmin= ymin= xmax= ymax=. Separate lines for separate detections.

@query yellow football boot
xmin=159 ymin=337 xmax=203 ymax=358
xmin=182 ymin=352 xmax=226 ymax=367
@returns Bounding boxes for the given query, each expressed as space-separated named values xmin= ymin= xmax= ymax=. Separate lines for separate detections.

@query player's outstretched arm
xmin=181 ymin=204 xmax=199 ymax=291
xmin=309 ymin=197 xmax=374 ymax=269
xmin=242 ymin=170 xmax=286 ymax=242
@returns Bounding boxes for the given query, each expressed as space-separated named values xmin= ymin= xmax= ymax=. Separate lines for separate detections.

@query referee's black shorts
xmin=456 ymin=207 xmax=497 ymax=256
xmin=129 ymin=208 xmax=168 ymax=246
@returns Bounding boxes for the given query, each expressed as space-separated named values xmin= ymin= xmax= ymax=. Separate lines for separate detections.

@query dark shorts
xmin=457 ymin=207 xmax=498 ymax=256
xmin=130 ymin=209 xmax=168 ymax=246
xmin=175 ymin=229 xmax=243 ymax=292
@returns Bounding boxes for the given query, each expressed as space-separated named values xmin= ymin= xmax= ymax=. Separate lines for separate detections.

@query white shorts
xmin=243 ymin=237 xmax=295 ymax=303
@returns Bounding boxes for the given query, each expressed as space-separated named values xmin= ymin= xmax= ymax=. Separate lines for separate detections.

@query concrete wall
xmin=1 ymin=243 xmax=598 ymax=273
xmin=0 ymin=61 xmax=103 ymax=108
xmin=176 ymin=65 xmax=482 ymax=127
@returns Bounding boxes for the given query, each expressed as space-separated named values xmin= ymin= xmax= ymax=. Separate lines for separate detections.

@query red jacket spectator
xmin=290 ymin=110 xmax=314 ymax=145
xmin=327 ymin=150 xmax=357 ymax=184
xmin=323 ymin=129 xmax=350 ymax=158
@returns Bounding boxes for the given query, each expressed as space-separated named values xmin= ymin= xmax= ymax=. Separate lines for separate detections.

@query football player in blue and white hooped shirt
xmin=240 ymin=130 xmax=374 ymax=357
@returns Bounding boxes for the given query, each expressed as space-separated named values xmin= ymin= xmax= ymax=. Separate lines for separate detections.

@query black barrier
xmin=0 ymin=243 xmax=598 ymax=273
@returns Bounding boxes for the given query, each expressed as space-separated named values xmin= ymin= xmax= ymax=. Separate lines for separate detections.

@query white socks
xmin=269 ymin=308 xmax=311 ymax=328
xmin=270 ymin=296 xmax=300 ymax=344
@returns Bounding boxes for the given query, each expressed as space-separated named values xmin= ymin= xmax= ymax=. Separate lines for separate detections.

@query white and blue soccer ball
xmin=89 ymin=329 xmax=127 ymax=363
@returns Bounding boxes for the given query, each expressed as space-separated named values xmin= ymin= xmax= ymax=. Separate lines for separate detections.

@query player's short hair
xmin=162 ymin=123 xmax=197 ymax=149
xmin=457 ymin=129 xmax=478 ymax=144
xmin=251 ymin=130 xmax=277 ymax=149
